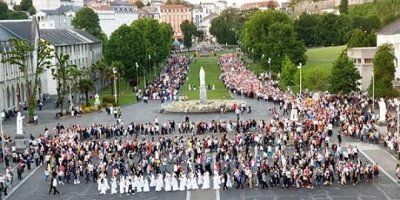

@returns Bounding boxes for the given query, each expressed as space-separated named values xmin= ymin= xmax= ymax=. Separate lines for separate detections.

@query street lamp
xmin=268 ymin=57 xmax=271 ymax=76
xmin=251 ymin=48 xmax=255 ymax=64
xmin=135 ymin=62 xmax=139 ymax=87
xmin=297 ymin=63 xmax=302 ymax=94
xmin=113 ymin=67 xmax=118 ymax=105
xmin=153 ymin=53 xmax=157 ymax=78
xmin=372 ymin=73 xmax=375 ymax=111
xmin=0 ymin=112 xmax=5 ymax=170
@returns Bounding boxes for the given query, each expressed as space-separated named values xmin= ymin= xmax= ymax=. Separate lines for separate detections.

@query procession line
xmin=4 ymin=163 xmax=42 ymax=200
xmin=358 ymin=149 xmax=400 ymax=188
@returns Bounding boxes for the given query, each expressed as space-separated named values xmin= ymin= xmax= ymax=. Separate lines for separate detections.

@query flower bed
xmin=161 ymin=100 xmax=246 ymax=113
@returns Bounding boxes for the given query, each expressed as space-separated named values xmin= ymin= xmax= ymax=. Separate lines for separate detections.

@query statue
xmin=378 ymin=98 xmax=387 ymax=123
xmin=94 ymin=94 xmax=101 ymax=107
xmin=199 ymin=67 xmax=207 ymax=104
xmin=16 ymin=112 xmax=25 ymax=135
xmin=199 ymin=67 xmax=206 ymax=86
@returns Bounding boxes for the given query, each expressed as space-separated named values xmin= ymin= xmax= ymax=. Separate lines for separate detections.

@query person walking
xmin=51 ymin=177 xmax=60 ymax=195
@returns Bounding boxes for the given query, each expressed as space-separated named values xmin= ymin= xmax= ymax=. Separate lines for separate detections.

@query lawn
xmin=181 ymin=56 xmax=232 ymax=100
xmin=242 ymin=45 xmax=346 ymax=92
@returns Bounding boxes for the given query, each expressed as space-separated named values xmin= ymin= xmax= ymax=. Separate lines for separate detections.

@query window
xmin=364 ymin=58 xmax=372 ymax=64
xmin=357 ymin=58 xmax=361 ymax=63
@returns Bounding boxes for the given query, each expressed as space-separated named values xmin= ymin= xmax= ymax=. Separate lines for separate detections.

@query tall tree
xmin=241 ymin=10 xmax=306 ymax=72
xmin=52 ymin=53 xmax=77 ymax=114
xmin=329 ymin=51 xmax=361 ymax=94
xmin=1 ymin=39 xmax=53 ymax=122
xmin=369 ymin=45 xmax=398 ymax=97
xmin=0 ymin=1 xmax=8 ymax=19
xmin=180 ymin=20 xmax=196 ymax=50
xmin=348 ymin=28 xmax=376 ymax=48
xmin=294 ymin=13 xmax=321 ymax=47
xmin=72 ymin=7 xmax=106 ymax=42
xmin=78 ymin=79 xmax=94 ymax=106
xmin=280 ymin=56 xmax=297 ymax=88
xmin=339 ymin=0 xmax=349 ymax=14
xmin=105 ymin=25 xmax=146 ymax=83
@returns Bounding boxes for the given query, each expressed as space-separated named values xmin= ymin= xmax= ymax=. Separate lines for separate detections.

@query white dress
xmin=100 ymin=179 xmax=110 ymax=195
xmin=150 ymin=174 xmax=156 ymax=187
xmin=143 ymin=177 xmax=150 ymax=192
xmin=111 ymin=177 xmax=118 ymax=194
xmin=97 ymin=179 xmax=101 ymax=191
xmin=202 ymin=172 xmax=210 ymax=189
xmin=213 ymin=174 xmax=221 ymax=190
xmin=197 ymin=172 xmax=203 ymax=185
xmin=155 ymin=174 xmax=164 ymax=191
xmin=125 ymin=177 xmax=132 ymax=194
xmin=172 ymin=175 xmax=179 ymax=191
xmin=119 ymin=176 xmax=126 ymax=194
xmin=165 ymin=174 xmax=172 ymax=191
xmin=133 ymin=175 xmax=140 ymax=191
xmin=179 ymin=175 xmax=187 ymax=191
xmin=226 ymin=174 xmax=233 ymax=188
xmin=137 ymin=176 xmax=144 ymax=192
xmin=190 ymin=173 xmax=198 ymax=190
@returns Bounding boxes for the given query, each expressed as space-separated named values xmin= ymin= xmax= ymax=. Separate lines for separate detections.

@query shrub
xmin=102 ymin=96 xmax=115 ymax=105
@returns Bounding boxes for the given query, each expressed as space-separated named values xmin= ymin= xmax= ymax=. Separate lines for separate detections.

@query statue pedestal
xmin=14 ymin=134 xmax=28 ymax=152
xmin=199 ymin=85 xmax=207 ymax=104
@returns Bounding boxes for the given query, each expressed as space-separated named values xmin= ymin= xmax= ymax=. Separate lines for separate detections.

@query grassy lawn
xmin=306 ymin=45 xmax=346 ymax=63
xmin=89 ymin=68 xmax=160 ymax=106
xmin=181 ymin=56 xmax=232 ymax=100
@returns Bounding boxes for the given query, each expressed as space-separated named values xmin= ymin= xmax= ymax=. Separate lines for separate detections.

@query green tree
xmin=329 ymin=51 xmax=361 ymax=94
xmin=52 ymin=53 xmax=77 ymax=114
xmin=0 ymin=1 xmax=8 ymax=19
xmin=339 ymin=0 xmax=348 ymax=14
xmin=348 ymin=28 xmax=376 ymax=47
xmin=105 ymin=25 xmax=146 ymax=83
xmin=241 ymin=10 xmax=306 ymax=72
xmin=210 ymin=8 xmax=249 ymax=45
xmin=7 ymin=11 xmax=28 ymax=19
xmin=294 ymin=13 xmax=321 ymax=47
xmin=280 ymin=56 xmax=297 ymax=88
xmin=180 ymin=20 xmax=196 ymax=50
xmin=78 ymin=79 xmax=94 ymax=106
xmin=72 ymin=7 xmax=106 ymax=42
xmin=1 ymin=39 xmax=53 ymax=122
xmin=369 ymin=44 xmax=398 ymax=97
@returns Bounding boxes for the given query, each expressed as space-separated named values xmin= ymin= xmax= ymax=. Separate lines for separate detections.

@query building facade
xmin=160 ymin=4 xmax=192 ymax=39
xmin=376 ymin=19 xmax=400 ymax=80
xmin=35 ymin=5 xmax=82 ymax=30
xmin=91 ymin=3 xmax=140 ymax=37
xmin=40 ymin=29 xmax=103 ymax=96
xmin=33 ymin=0 xmax=62 ymax=11
xmin=0 ymin=19 xmax=39 ymax=110
xmin=347 ymin=47 xmax=377 ymax=91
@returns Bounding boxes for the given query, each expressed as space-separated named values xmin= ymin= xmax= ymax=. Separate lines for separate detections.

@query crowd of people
xmin=141 ymin=55 xmax=189 ymax=103
xmin=3 ymin=53 xmax=397 ymax=197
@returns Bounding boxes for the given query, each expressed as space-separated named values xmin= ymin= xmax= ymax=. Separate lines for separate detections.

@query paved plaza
xmin=2 ymin=95 xmax=400 ymax=200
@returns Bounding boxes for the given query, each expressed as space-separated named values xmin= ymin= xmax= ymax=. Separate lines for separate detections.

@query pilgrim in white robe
xmin=143 ymin=176 xmax=150 ymax=192
xmin=202 ymin=172 xmax=210 ymax=189
xmin=150 ymin=174 xmax=156 ymax=187
xmin=179 ymin=175 xmax=187 ymax=191
xmin=100 ymin=178 xmax=110 ymax=195
xmin=226 ymin=174 xmax=233 ymax=188
xmin=190 ymin=173 xmax=198 ymax=190
xmin=137 ymin=176 xmax=144 ymax=192
xmin=155 ymin=174 xmax=164 ymax=191
xmin=165 ymin=173 xmax=172 ymax=191
xmin=111 ymin=177 xmax=118 ymax=194
xmin=119 ymin=176 xmax=126 ymax=194
xmin=213 ymin=173 xmax=221 ymax=190
xmin=172 ymin=175 xmax=179 ymax=191
xmin=197 ymin=172 xmax=203 ymax=185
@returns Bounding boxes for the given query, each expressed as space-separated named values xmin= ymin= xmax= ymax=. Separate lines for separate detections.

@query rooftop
xmin=376 ymin=19 xmax=400 ymax=35
xmin=40 ymin=29 xmax=101 ymax=47
xmin=0 ymin=19 xmax=37 ymax=44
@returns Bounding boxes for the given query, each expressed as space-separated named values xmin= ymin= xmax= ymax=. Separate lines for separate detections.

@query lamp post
xmin=268 ymin=57 xmax=271 ymax=76
xmin=372 ymin=73 xmax=375 ymax=111
xmin=298 ymin=63 xmax=302 ymax=94
xmin=251 ymin=48 xmax=255 ymax=64
xmin=135 ymin=62 xmax=139 ymax=87
xmin=113 ymin=67 xmax=118 ymax=105
xmin=0 ymin=112 xmax=5 ymax=170
xmin=153 ymin=53 xmax=157 ymax=78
